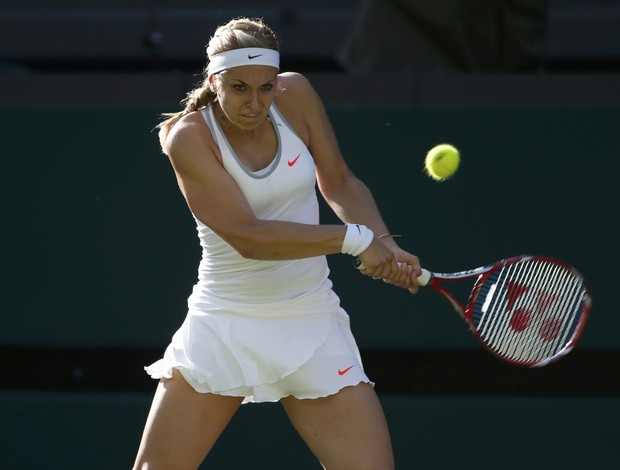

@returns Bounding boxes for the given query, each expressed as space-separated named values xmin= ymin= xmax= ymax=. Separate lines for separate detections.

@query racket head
xmin=464 ymin=256 xmax=592 ymax=367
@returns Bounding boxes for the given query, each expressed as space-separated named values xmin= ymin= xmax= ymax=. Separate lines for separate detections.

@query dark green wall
xmin=2 ymin=105 xmax=618 ymax=349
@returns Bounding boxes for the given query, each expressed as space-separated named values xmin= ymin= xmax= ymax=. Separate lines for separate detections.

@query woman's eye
xmin=233 ymin=85 xmax=246 ymax=91
xmin=262 ymin=84 xmax=274 ymax=91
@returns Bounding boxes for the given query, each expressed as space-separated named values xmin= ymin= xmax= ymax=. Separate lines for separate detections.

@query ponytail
xmin=156 ymin=77 xmax=216 ymax=149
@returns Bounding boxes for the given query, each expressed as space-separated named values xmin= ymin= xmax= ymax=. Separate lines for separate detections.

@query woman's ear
xmin=207 ymin=75 xmax=216 ymax=94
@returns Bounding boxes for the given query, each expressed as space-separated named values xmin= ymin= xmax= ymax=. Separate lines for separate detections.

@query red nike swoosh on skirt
xmin=338 ymin=365 xmax=355 ymax=376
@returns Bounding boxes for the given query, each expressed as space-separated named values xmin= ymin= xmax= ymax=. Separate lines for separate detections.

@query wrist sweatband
xmin=341 ymin=224 xmax=374 ymax=256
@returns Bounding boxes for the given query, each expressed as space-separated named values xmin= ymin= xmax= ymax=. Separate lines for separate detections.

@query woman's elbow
xmin=225 ymin=233 xmax=269 ymax=260
xmin=234 ymin=240 xmax=260 ymax=259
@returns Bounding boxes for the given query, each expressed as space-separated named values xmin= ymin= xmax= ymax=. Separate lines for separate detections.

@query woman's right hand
xmin=356 ymin=243 xmax=422 ymax=294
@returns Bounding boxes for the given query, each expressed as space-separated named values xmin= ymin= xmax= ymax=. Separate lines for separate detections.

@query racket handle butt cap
xmin=417 ymin=269 xmax=432 ymax=286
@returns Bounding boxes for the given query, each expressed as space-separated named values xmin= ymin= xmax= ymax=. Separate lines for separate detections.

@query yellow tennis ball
xmin=424 ymin=143 xmax=460 ymax=181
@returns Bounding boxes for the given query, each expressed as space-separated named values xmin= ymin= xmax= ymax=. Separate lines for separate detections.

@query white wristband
xmin=341 ymin=224 xmax=374 ymax=256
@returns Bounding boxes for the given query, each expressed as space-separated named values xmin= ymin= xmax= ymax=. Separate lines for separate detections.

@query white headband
xmin=207 ymin=48 xmax=280 ymax=75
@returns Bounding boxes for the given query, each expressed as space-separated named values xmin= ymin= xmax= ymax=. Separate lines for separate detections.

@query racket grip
xmin=353 ymin=257 xmax=432 ymax=287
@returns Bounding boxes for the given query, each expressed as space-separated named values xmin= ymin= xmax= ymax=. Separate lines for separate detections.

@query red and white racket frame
xmin=421 ymin=255 xmax=592 ymax=367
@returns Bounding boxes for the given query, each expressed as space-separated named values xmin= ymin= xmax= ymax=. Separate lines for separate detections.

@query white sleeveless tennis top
xmin=188 ymin=103 xmax=334 ymax=311
xmin=146 ymin=103 xmax=352 ymax=396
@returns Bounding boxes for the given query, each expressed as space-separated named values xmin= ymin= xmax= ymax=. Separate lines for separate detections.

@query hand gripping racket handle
xmin=353 ymin=257 xmax=433 ymax=286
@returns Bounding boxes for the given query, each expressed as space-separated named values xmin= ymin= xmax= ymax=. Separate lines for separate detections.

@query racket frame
xmin=424 ymin=255 xmax=592 ymax=367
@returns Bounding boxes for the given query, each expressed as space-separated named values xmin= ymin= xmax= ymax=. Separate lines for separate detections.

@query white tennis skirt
xmin=145 ymin=308 xmax=372 ymax=403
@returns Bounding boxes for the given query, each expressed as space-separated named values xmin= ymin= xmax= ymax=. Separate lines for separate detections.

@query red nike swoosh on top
xmin=338 ymin=365 xmax=355 ymax=376
xmin=287 ymin=153 xmax=301 ymax=167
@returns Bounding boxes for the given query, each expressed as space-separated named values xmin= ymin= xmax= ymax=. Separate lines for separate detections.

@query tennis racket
xmin=355 ymin=255 xmax=592 ymax=367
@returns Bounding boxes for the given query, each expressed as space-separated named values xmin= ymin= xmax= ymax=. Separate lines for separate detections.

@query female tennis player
xmin=133 ymin=17 xmax=421 ymax=470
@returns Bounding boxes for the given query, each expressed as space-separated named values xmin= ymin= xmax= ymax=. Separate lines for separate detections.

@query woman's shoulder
xmin=162 ymin=110 xmax=213 ymax=159
xmin=276 ymin=72 xmax=318 ymax=102
xmin=275 ymin=72 xmax=323 ymax=122
xmin=278 ymin=71 xmax=310 ymax=85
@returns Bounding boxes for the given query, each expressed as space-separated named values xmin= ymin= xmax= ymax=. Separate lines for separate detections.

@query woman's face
xmin=212 ymin=65 xmax=278 ymax=130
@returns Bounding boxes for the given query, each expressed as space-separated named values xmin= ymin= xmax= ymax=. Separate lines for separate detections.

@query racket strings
xmin=472 ymin=259 xmax=589 ymax=365
xmin=505 ymin=261 xmax=585 ymax=363
xmin=533 ymin=266 xmax=585 ymax=361
xmin=483 ymin=262 xmax=537 ymax=357
xmin=500 ymin=262 xmax=563 ymax=361
xmin=501 ymin=261 xmax=583 ymax=363
xmin=509 ymin=263 xmax=579 ymax=363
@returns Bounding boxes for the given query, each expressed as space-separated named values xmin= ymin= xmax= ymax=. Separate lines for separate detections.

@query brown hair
xmin=156 ymin=17 xmax=279 ymax=148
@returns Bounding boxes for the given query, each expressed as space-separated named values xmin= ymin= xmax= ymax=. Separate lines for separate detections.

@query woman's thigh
xmin=133 ymin=369 xmax=244 ymax=470
xmin=280 ymin=383 xmax=394 ymax=470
